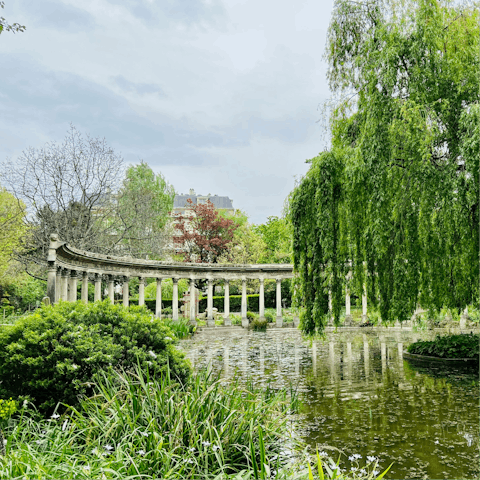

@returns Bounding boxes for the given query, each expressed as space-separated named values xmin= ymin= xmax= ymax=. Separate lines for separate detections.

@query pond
xmin=179 ymin=328 xmax=479 ymax=480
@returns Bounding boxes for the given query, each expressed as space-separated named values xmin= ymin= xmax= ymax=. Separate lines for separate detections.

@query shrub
xmin=407 ymin=333 xmax=479 ymax=359
xmin=0 ymin=300 xmax=190 ymax=413
xmin=246 ymin=311 xmax=257 ymax=321
xmin=264 ymin=311 xmax=274 ymax=323
xmin=162 ymin=306 xmax=173 ymax=315
xmin=250 ymin=318 xmax=268 ymax=332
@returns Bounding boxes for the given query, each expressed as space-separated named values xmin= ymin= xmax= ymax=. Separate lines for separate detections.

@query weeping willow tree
xmin=290 ymin=0 xmax=479 ymax=334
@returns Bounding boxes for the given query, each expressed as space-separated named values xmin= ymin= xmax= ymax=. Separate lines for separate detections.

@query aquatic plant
xmin=407 ymin=333 xmax=479 ymax=359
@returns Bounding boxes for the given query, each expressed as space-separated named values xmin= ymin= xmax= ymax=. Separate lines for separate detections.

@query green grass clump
xmin=249 ymin=318 xmax=268 ymax=332
xmin=0 ymin=300 xmax=190 ymax=413
xmin=0 ymin=366 xmax=289 ymax=479
xmin=407 ymin=333 xmax=479 ymax=359
xmin=162 ymin=316 xmax=195 ymax=338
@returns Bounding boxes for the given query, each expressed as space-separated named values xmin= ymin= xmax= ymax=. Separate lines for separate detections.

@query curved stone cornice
xmin=51 ymin=237 xmax=293 ymax=280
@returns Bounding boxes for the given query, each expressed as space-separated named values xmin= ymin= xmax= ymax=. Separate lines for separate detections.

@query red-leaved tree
xmin=173 ymin=199 xmax=238 ymax=263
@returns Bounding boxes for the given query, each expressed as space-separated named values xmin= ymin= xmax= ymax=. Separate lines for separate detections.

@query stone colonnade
xmin=47 ymin=234 xmax=294 ymax=327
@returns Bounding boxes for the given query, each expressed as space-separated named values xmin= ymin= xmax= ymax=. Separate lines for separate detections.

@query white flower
xmin=62 ymin=420 xmax=69 ymax=431
xmin=165 ymin=337 xmax=172 ymax=341
xmin=72 ymin=364 xmax=78 ymax=370
xmin=187 ymin=458 xmax=194 ymax=464
xmin=348 ymin=455 xmax=356 ymax=461
xmin=351 ymin=467 xmax=358 ymax=472
xmin=140 ymin=431 xmax=149 ymax=437
xmin=360 ymin=469 xmax=367 ymax=474
xmin=353 ymin=453 xmax=362 ymax=459
xmin=3 ymin=439 xmax=7 ymax=446
xmin=188 ymin=447 xmax=195 ymax=452
xmin=202 ymin=441 xmax=211 ymax=447
xmin=212 ymin=444 xmax=220 ymax=451
xmin=318 ymin=451 xmax=328 ymax=457
xmin=104 ymin=444 xmax=114 ymax=451
xmin=92 ymin=448 xmax=98 ymax=455
xmin=83 ymin=466 xmax=91 ymax=471
xmin=138 ymin=450 xmax=146 ymax=456
xmin=373 ymin=470 xmax=379 ymax=476
xmin=23 ymin=400 xmax=28 ymax=408
xmin=366 ymin=455 xmax=376 ymax=462
xmin=35 ymin=440 xmax=43 ymax=445
xmin=148 ymin=350 xmax=157 ymax=359
xmin=434 ymin=440 xmax=439 ymax=444
xmin=51 ymin=413 xmax=60 ymax=419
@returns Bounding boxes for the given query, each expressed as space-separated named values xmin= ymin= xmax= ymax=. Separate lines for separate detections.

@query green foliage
xmin=291 ymin=0 xmax=479 ymax=334
xmin=264 ymin=311 xmax=274 ymax=323
xmin=253 ymin=216 xmax=292 ymax=264
xmin=0 ymin=367 xmax=289 ymax=479
xmin=0 ymin=274 xmax=46 ymax=314
xmin=407 ymin=333 xmax=479 ymax=359
xmin=0 ymin=300 xmax=190 ymax=412
xmin=246 ymin=311 xmax=257 ymax=321
xmin=161 ymin=316 xmax=195 ymax=338
xmin=0 ymin=398 xmax=16 ymax=420
xmin=249 ymin=317 xmax=268 ymax=332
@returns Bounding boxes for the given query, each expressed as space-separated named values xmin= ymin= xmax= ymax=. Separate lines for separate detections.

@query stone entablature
xmin=47 ymin=234 xmax=293 ymax=328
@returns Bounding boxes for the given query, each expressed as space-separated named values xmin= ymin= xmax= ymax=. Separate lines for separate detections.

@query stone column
xmin=172 ymin=277 xmax=179 ymax=321
xmin=189 ymin=279 xmax=197 ymax=326
xmin=94 ymin=273 xmax=102 ymax=302
xmin=207 ymin=278 xmax=214 ymax=327
xmin=55 ymin=267 xmax=62 ymax=303
xmin=61 ymin=268 xmax=69 ymax=301
xmin=241 ymin=277 xmax=248 ymax=328
xmin=362 ymin=284 xmax=367 ymax=322
xmin=223 ymin=279 xmax=231 ymax=326
xmin=47 ymin=234 xmax=58 ymax=305
xmin=81 ymin=271 xmax=89 ymax=304
xmin=276 ymin=278 xmax=283 ymax=328
xmin=345 ymin=287 xmax=353 ymax=323
xmin=123 ymin=276 xmax=129 ymax=307
xmin=69 ymin=270 xmax=78 ymax=302
xmin=107 ymin=275 xmax=115 ymax=303
xmin=259 ymin=277 xmax=265 ymax=319
xmin=138 ymin=277 xmax=145 ymax=306
xmin=155 ymin=278 xmax=162 ymax=318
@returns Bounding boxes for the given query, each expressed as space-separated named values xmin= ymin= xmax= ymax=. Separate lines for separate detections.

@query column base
xmin=361 ymin=315 xmax=368 ymax=323
xmin=242 ymin=318 xmax=249 ymax=328
xmin=293 ymin=316 xmax=300 ymax=328
xmin=188 ymin=319 xmax=197 ymax=327
xmin=344 ymin=314 xmax=353 ymax=326
xmin=207 ymin=318 xmax=215 ymax=327
xmin=224 ymin=316 xmax=232 ymax=326
xmin=276 ymin=317 xmax=283 ymax=328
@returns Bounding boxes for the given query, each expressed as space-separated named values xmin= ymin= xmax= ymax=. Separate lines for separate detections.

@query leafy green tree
xmin=253 ymin=216 xmax=292 ymax=264
xmin=117 ymin=161 xmax=175 ymax=259
xmin=0 ymin=2 xmax=25 ymax=35
xmin=291 ymin=0 xmax=479 ymax=334
xmin=0 ymin=187 xmax=26 ymax=278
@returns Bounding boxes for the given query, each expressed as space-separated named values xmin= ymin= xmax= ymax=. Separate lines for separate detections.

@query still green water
xmin=180 ymin=328 xmax=479 ymax=480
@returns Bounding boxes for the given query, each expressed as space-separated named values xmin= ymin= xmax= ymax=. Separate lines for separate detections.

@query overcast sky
xmin=0 ymin=0 xmax=334 ymax=224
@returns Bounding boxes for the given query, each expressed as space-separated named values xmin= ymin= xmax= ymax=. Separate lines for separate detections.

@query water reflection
xmin=180 ymin=329 xmax=479 ymax=480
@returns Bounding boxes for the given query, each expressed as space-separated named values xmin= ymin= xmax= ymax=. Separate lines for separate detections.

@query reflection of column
xmin=123 ymin=276 xmax=129 ymax=308
xmin=345 ymin=286 xmax=353 ymax=322
xmin=55 ymin=267 xmax=62 ymax=303
xmin=312 ymin=341 xmax=317 ymax=375
xmin=276 ymin=278 xmax=283 ymax=327
xmin=329 ymin=342 xmax=335 ymax=378
xmin=346 ymin=341 xmax=353 ymax=382
xmin=69 ymin=270 xmax=78 ymax=302
xmin=172 ymin=278 xmax=179 ymax=321
xmin=397 ymin=342 xmax=404 ymax=378
xmin=241 ymin=278 xmax=248 ymax=327
xmin=138 ymin=277 xmax=145 ymax=306
xmin=363 ymin=337 xmax=370 ymax=380
xmin=223 ymin=346 xmax=229 ymax=377
xmin=207 ymin=278 xmax=214 ymax=327
xmin=259 ymin=278 xmax=265 ymax=319
xmin=224 ymin=280 xmax=231 ymax=326
xmin=294 ymin=344 xmax=300 ymax=375
xmin=259 ymin=345 xmax=265 ymax=375
xmin=156 ymin=278 xmax=162 ymax=317
xmin=61 ymin=269 xmax=69 ymax=301
xmin=362 ymin=284 xmax=367 ymax=322
xmin=380 ymin=336 xmax=387 ymax=374
xmin=81 ymin=271 xmax=89 ymax=304
xmin=189 ymin=279 xmax=197 ymax=325
xmin=107 ymin=275 xmax=114 ymax=303
xmin=94 ymin=273 xmax=101 ymax=302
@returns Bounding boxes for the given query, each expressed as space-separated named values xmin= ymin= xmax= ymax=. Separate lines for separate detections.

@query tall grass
xmin=161 ymin=316 xmax=195 ymax=338
xmin=0 ymin=366 xmax=290 ymax=479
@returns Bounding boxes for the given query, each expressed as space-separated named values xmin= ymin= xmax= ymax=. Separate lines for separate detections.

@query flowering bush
xmin=0 ymin=300 xmax=190 ymax=412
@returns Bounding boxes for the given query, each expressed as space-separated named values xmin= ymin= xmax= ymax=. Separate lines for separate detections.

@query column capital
xmin=259 ymin=277 xmax=264 ymax=284
xmin=224 ymin=278 xmax=230 ymax=285
xmin=94 ymin=272 xmax=102 ymax=281
xmin=172 ymin=277 xmax=179 ymax=284
xmin=82 ymin=270 xmax=88 ymax=278
xmin=241 ymin=277 xmax=247 ymax=284
xmin=61 ymin=268 xmax=70 ymax=276
xmin=138 ymin=276 xmax=145 ymax=284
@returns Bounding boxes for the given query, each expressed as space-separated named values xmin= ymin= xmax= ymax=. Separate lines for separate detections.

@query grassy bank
xmin=407 ymin=333 xmax=479 ymax=359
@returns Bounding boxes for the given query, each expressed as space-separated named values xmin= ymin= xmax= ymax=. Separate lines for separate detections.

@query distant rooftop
xmin=173 ymin=188 xmax=234 ymax=211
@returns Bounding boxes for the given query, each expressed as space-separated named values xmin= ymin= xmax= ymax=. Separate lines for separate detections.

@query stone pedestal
xmin=361 ymin=315 xmax=368 ymax=323
xmin=276 ymin=317 xmax=283 ymax=328
xmin=207 ymin=319 xmax=215 ymax=327
xmin=293 ymin=316 xmax=300 ymax=328
xmin=242 ymin=318 xmax=249 ymax=328
xmin=224 ymin=316 xmax=232 ymax=326
xmin=344 ymin=314 xmax=353 ymax=326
